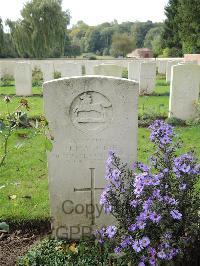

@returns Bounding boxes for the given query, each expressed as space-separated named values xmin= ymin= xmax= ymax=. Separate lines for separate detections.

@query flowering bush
xmin=96 ymin=120 xmax=200 ymax=266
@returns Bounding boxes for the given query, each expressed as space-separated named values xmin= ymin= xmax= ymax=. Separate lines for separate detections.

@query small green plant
xmin=166 ymin=117 xmax=186 ymax=126
xmin=0 ymin=74 xmax=14 ymax=87
xmin=122 ymin=68 xmax=128 ymax=79
xmin=54 ymin=71 xmax=61 ymax=79
xmin=82 ymin=65 xmax=86 ymax=75
xmin=32 ymin=67 xmax=43 ymax=87
xmin=18 ymin=238 xmax=126 ymax=266
xmin=0 ymin=97 xmax=31 ymax=167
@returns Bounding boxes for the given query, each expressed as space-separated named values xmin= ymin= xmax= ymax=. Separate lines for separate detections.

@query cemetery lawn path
xmin=0 ymin=126 xmax=199 ymax=222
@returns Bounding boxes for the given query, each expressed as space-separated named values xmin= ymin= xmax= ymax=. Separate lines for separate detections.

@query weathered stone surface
xmin=166 ymin=61 xmax=181 ymax=83
xmin=93 ymin=64 xmax=123 ymax=77
xmin=54 ymin=62 xmax=82 ymax=78
xmin=169 ymin=64 xmax=200 ymax=120
xmin=15 ymin=62 xmax=32 ymax=96
xmin=41 ymin=62 xmax=55 ymax=82
xmin=139 ymin=62 xmax=156 ymax=94
xmin=43 ymin=76 xmax=139 ymax=239
xmin=128 ymin=60 xmax=141 ymax=81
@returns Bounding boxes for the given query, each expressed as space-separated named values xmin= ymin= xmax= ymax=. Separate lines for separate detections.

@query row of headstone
xmin=156 ymin=58 xmax=184 ymax=75
xmin=128 ymin=60 xmax=156 ymax=94
xmin=14 ymin=62 xmax=82 ymax=96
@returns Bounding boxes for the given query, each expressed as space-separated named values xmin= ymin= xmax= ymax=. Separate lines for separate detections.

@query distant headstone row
xmin=1 ymin=58 xmax=200 ymax=121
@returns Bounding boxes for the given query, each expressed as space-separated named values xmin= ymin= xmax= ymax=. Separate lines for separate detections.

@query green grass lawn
xmin=0 ymin=74 xmax=199 ymax=222
xmin=0 ymin=126 xmax=200 ymax=222
xmin=0 ymin=77 xmax=170 ymax=119
xmin=0 ymin=85 xmax=42 ymax=95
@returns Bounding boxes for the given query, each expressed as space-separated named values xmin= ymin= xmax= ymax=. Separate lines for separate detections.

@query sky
xmin=0 ymin=0 xmax=169 ymax=27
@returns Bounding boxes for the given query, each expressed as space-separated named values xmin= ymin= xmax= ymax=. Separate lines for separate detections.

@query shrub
xmin=0 ymin=74 xmax=14 ymax=87
xmin=122 ymin=68 xmax=128 ymax=79
xmin=96 ymin=120 xmax=200 ymax=265
xmin=32 ymin=67 xmax=43 ymax=87
xmin=54 ymin=71 xmax=61 ymax=79
xmin=18 ymin=238 xmax=121 ymax=265
xmin=166 ymin=117 xmax=186 ymax=127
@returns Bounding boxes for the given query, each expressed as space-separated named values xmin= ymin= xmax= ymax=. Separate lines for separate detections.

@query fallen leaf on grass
xmin=8 ymin=195 xmax=17 ymax=200
xmin=0 ymin=185 xmax=6 ymax=190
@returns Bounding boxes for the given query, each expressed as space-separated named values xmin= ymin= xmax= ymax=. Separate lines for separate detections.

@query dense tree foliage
xmin=178 ymin=0 xmax=200 ymax=53
xmin=0 ymin=18 xmax=3 ymax=55
xmin=7 ymin=0 xmax=70 ymax=58
xmin=110 ymin=33 xmax=136 ymax=57
xmin=144 ymin=26 xmax=163 ymax=57
xmin=69 ymin=20 xmax=162 ymax=57
xmin=162 ymin=0 xmax=200 ymax=56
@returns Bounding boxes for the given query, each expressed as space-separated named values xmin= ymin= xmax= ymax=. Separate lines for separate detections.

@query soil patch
xmin=0 ymin=220 xmax=51 ymax=266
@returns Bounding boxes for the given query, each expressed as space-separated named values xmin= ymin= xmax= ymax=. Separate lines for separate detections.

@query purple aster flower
xmin=148 ymin=247 xmax=156 ymax=257
xmin=132 ymin=240 xmax=143 ymax=253
xmin=100 ymin=187 xmax=112 ymax=214
xmin=149 ymin=212 xmax=161 ymax=223
xmin=143 ymin=199 xmax=153 ymax=211
xmin=149 ymin=120 xmax=174 ymax=148
xmin=173 ymin=153 xmax=199 ymax=176
xmin=130 ymin=199 xmax=138 ymax=208
xmin=94 ymin=228 xmax=106 ymax=244
xmin=120 ymin=236 xmax=133 ymax=248
xmin=137 ymin=220 xmax=146 ymax=230
xmin=164 ymin=196 xmax=178 ymax=206
xmin=128 ymin=223 xmax=137 ymax=232
xmin=114 ymin=246 xmax=122 ymax=254
xmin=149 ymin=257 xmax=156 ymax=265
xmin=106 ymin=150 xmax=114 ymax=166
xmin=138 ymin=262 xmax=145 ymax=266
xmin=106 ymin=225 xmax=117 ymax=238
xmin=157 ymin=250 xmax=167 ymax=259
xmin=170 ymin=210 xmax=182 ymax=220
xmin=179 ymin=183 xmax=186 ymax=190
xmin=140 ymin=236 xmax=150 ymax=247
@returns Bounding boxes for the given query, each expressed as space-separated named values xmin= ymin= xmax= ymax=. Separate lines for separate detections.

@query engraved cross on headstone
xmin=74 ymin=168 xmax=103 ymax=225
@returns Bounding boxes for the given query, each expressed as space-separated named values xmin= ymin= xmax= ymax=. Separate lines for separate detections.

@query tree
xmin=7 ymin=0 xmax=70 ymax=58
xmin=0 ymin=17 xmax=4 ymax=56
xmin=162 ymin=0 xmax=182 ymax=55
xmin=87 ymin=29 xmax=104 ymax=53
xmin=144 ymin=26 xmax=163 ymax=57
xmin=178 ymin=0 xmax=200 ymax=53
xmin=132 ymin=21 xmax=154 ymax=48
xmin=110 ymin=33 xmax=136 ymax=57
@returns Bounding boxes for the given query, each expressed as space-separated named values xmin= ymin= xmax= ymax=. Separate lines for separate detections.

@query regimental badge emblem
xmin=70 ymin=91 xmax=113 ymax=132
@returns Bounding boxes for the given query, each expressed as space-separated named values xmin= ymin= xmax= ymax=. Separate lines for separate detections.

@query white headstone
xmin=139 ymin=62 xmax=156 ymax=94
xmin=157 ymin=60 xmax=168 ymax=74
xmin=54 ymin=62 xmax=82 ymax=78
xmin=85 ymin=61 xmax=101 ymax=75
xmin=166 ymin=61 xmax=182 ymax=83
xmin=128 ymin=60 xmax=141 ymax=81
xmin=15 ymin=62 xmax=32 ymax=96
xmin=43 ymin=76 xmax=139 ymax=239
xmin=169 ymin=64 xmax=200 ymax=120
xmin=93 ymin=64 xmax=123 ymax=77
xmin=41 ymin=62 xmax=54 ymax=82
